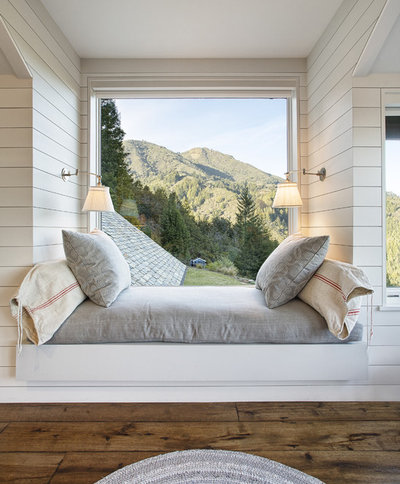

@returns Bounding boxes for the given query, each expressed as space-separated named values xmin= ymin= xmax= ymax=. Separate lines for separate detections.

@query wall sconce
xmin=302 ymin=167 xmax=326 ymax=181
xmin=272 ymin=167 xmax=327 ymax=208
xmin=61 ymin=168 xmax=114 ymax=212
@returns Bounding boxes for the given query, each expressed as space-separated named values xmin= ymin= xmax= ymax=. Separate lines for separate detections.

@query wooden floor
xmin=0 ymin=402 xmax=399 ymax=483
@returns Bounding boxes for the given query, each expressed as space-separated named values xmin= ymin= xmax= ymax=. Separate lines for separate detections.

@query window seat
xmin=16 ymin=286 xmax=368 ymax=384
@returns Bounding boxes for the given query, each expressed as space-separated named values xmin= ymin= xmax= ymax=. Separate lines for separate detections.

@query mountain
xmin=123 ymin=139 xmax=287 ymax=241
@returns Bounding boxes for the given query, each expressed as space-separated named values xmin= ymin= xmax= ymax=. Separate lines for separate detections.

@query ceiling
xmin=41 ymin=0 xmax=343 ymax=59
xmin=372 ymin=14 xmax=400 ymax=73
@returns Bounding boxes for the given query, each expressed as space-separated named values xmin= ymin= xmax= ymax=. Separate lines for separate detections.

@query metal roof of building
xmin=101 ymin=211 xmax=186 ymax=286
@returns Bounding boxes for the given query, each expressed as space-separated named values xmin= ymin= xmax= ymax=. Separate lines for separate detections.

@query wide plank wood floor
xmin=0 ymin=402 xmax=399 ymax=483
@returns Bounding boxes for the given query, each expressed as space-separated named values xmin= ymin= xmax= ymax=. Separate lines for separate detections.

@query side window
xmin=385 ymin=113 xmax=400 ymax=305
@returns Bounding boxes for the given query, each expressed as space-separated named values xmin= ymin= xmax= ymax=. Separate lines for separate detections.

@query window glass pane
xmin=385 ymin=116 xmax=400 ymax=303
xmin=101 ymin=98 xmax=288 ymax=286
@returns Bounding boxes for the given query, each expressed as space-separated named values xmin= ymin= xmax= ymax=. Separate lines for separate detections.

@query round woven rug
xmin=96 ymin=449 xmax=324 ymax=484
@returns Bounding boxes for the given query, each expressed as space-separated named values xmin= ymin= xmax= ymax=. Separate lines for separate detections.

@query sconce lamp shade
xmin=82 ymin=186 xmax=114 ymax=212
xmin=272 ymin=181 xmax=303 ymax=208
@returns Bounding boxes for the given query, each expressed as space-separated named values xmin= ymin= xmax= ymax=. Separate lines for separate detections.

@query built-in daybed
xmin=13 ymin=231 xmax=372 ymax=385
xmin=16 ymin=286 xmax=368 ymax=384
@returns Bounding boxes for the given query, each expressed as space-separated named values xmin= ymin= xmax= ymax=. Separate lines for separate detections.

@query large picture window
xmin=88 ymin=78 xmax=299 ymax=287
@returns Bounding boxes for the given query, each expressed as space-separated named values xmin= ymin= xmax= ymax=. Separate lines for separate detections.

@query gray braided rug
xmin=95 ymin=449 xmax=324 ymax=483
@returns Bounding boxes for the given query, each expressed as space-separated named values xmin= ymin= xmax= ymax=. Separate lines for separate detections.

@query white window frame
xmin=87 ymin=75 xmax=301 ymax=234
xmin=381 ymin=88 xmax=400 ymax=309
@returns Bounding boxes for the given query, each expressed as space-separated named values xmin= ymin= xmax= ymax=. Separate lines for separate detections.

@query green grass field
xmin=183 ymin=266 xmax=252 ymax=286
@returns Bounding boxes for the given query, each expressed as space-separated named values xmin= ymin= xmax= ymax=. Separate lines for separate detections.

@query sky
xmin=114 ymin=98 xmax=287 ymax=176
xmin=385 ymin=140 xmax=400 ymax=196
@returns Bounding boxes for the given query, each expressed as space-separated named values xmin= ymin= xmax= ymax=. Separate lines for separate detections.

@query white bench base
xmin=16 ymin=342 xmax=368 ymax=384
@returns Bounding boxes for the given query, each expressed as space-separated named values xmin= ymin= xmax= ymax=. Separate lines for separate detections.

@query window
xmin=88 ymin=77 xmax=299 ymax=286
xmin=385 ymin=111 xmax=400 ymax=305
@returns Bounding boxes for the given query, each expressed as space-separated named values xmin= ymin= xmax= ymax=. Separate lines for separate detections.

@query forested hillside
xmin=101 ymin=99 xmax=400 ymax=285
xmin=386 ymin=192 xmax=400 ymax=287
xmin=123 ymin=140 xmax=287 ymax=242
xmin=101 ymin=99 xmax=280 ymax=279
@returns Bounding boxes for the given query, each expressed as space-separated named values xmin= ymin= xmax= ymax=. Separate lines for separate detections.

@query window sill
xmin=379 ymin=305 xmax=400 ymax=312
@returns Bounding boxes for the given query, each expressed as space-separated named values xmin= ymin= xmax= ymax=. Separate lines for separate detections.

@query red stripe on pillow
xmin=30 ymin=282 xmax=80 ymax=313
xmin=313 ymin=273 xmax=346 ymax=301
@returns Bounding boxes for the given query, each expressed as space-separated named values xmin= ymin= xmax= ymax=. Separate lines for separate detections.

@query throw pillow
xmin=62 ymin=229 xmax=131 ymax=307
xmin=256 ymin=234 xmax=330 ymax=308
xmin=10 ymin=259 xmax=86 ymax=345
xmin=298 ymin=258 xmax=373 ymax=339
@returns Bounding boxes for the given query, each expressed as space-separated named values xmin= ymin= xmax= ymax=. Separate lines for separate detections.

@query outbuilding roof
xmin=101 ymin=211 xmax=186 ymax=286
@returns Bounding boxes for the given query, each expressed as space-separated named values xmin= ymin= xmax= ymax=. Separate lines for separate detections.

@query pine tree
xmin=160 ymin=193 xmax=190 ymax=261
xmin=235 ymin=185 xmax=261 ymax=236
xmin=101 ymin=99 xmax=134 ymax=211
xmin=235 ymin=185 xmax=277 ymax=279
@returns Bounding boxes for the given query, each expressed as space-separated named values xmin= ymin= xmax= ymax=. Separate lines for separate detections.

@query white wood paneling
xmin=353 ymin=166 xmax=381 ymax=185
xmin=0 ymin=0 xmax=84 ymax=403
xmin=308 ymin=0 xmax=362 ymax=76
xmin=0 ymin=327 xmax=17 ymax=346
xmin=353 ymin=107 xmax=381 ymax=126
xmin=360 ymin=266 xmax=382 ymax=286
xmin=353 ymin=226 xmax=381 ymax=246
xmin=0 ymin=286 xmax=17 ymax=306
xmin=2 ymin=1 xmax=80 ymax=91
xmin=353 ymin=126 xmax=381 ymax=146
xmin=33 ymin=244 xmax=65 ymax=263
xmin=0 ymin=247 xmax=33 ymax=267
xmin=304 ymin=0 xmax=399 ymax=401
xmin=0 ymin=167 xmax=31 ymax=186
xmin=0 ymin=266 xmax=30 ymax=286
xmin=0 ymin=227 xmax=32 ymax=246
xmin=0 ymin=0 xmax=398 ymax=402
xmin=0 ymin=126 xmax=31 ymax=146
xmin=369 ymin=346 xmax=400 ymax=365
xmin=353 ymin=186 xmax=381 ymax=206
xmin=0 ymin=146 xmax=32 ymax=166
xmin=360 ymin=307 xmax=400 ymax=326
xmin=308 ymin=0 xmax=384 ymax=94
xmin=0 ymin=70 xmax=33 ymax=390
xmin=0 ymin=88 xmax=31 ymax=107
xmin=0 ymin=307 xmax=16 ymax=327
xmin=353 ymin=206 xmax=381 ymax=226
xmin=353 ymin=87 xmax=381 ymax=107
xmin=0 ymin=107 xmax=31 ymax=127
xmin=0 ymin=187 xmax=32 ymax=206
xmin=353 ymin=146 xmax=381 ymax=166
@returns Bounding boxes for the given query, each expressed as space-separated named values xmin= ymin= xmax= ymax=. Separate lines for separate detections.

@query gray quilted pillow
xmin=62 ymin=229 xmax=131 ymax=307
xmin=256 ymin=234 xmax=329 ymax=308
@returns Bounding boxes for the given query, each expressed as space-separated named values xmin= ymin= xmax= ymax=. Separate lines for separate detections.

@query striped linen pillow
xmin=10 ymin=260 xmax=86 ymax=345
xmin=298 ymin=259 xmax=373 ymax=340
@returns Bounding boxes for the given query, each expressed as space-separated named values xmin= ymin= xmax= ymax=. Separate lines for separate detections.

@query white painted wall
xmin=0 ymin=0 xmax=84 ymax=397
xmin=0 ymin=0 xmax=398 ymax=401
xmin=303 ymin=0 xmax=400 ymax=399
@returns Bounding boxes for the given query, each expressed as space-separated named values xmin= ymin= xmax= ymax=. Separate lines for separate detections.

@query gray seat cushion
xmin=47 ymin=286 xmax=363 ymax=345
xmin=256 ymin=234 xmax=330 ymax=308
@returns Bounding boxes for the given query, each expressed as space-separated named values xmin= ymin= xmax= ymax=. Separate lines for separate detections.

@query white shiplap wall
xmin=0 ymin=0 xmax=84 ymax=397
xmin=304 ymin=0 xmax=400 ymax=399
xmin=0 ymin=72 xmax=33 ymax=386
xmin=0 ymin=0 xmax=399 ymax=401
